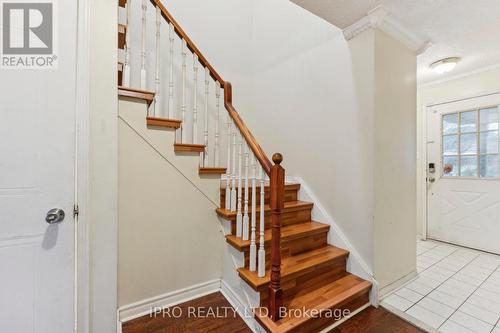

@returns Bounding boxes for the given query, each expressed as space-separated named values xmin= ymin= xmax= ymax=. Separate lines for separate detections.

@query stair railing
xmin=120 ymin=0 xmax=285 ymax=320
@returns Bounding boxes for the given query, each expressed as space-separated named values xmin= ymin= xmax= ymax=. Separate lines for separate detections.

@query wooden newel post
xmin=268 ymin=153 xmax=285 ymax=321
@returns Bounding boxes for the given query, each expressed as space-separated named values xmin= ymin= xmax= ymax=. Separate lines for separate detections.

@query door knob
xmin=46 ymin=208 xmax=65 ymax=224
xmin=428 ymin=177 xmax=436 ymax=183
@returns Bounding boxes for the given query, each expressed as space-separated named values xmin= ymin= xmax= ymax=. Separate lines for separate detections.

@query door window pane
xmin=480 ymin=154 xmax=499 ymax=178
xmin=460 ymin=156 xmax=478 ymax=177
xmin=443 ymin=135 xmax=458 ymax=155
xmin=480 ymin=108 xmax=499 ymax=131
xmin=443 ymin=113 xmax=458 ymax=134
xmin=480 ymin=131 xmax=499 ymax=154
xmin=441 ymin=107 xmax=499 ymax=179
xmin=460 ymin=133 xmax=477 ymax=155
xmin=460 ymin=110 xmax=477 ymax=133
xmin=443 ymin=156 xmax=458 ymax=177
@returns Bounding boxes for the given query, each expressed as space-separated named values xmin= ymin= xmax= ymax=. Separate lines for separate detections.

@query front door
xmin=427 ymin=94 xmax=500 ymax=254
xmin=0 ymin=0 xmax=77 ymax=331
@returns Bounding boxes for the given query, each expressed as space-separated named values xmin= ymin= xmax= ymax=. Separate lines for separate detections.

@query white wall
xmin=417 ymin=66 xmax=500 ymax=236
xmin=118 ymin=99 xmax=223 ymax=307
xmin=246 ymin=3 xmax=418 ymax=288
xmin=373 ymin=30 xmax=417 ymax=289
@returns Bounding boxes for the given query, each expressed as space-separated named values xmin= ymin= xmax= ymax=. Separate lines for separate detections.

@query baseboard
xmin=378 ymin=270 xmax=418 ymax=299
xmin=117 ymin=309 xmax=122 ymax=333
xmin=117 ymin=279 xmax=264 ymax=333
xmin=118 ymin=279 xmax=221 ymax=323
xmin=220 ymin=280 xmax=264 ymax=333
xmin=370 ymin=279 xmax=380 ymax=307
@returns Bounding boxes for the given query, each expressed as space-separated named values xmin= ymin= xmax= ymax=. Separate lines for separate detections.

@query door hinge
xmin=73 ymin=204 xmax=80 ymax=218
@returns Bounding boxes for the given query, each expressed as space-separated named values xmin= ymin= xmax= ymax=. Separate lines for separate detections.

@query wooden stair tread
xmin=226 ymin=221 xmax=329 ymax=251
xmin=174 ymin=143 xmax=205 ymax=153
xmin=255 ymin=274 xmax=371 ymax=333
xmin=238 ymin=245 xmax=349 ymax=290
xmin=199 ymin=167 xmax=227 ymax=175
xmin=216 ymin=201 xmax=313 ymax=220
xmin=147 ymin=117 xmax=181 ymax=129
xmin=118 ymin=24 xmax=126 ymax=49
xmin=118 ymin=86 xmax=155 ymax=106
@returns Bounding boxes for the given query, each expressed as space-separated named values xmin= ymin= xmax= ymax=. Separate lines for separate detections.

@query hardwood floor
xmin=122 ymin=292 xmax=251 ymax=333
xmin=330 ymin=306 xmax=426 ymax=333
xmin=122 ymin=293 xmax=424 ymax=333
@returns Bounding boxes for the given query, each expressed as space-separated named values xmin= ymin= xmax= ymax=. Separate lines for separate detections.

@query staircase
xmin=117 ymin=1 xmax=371 ymax=332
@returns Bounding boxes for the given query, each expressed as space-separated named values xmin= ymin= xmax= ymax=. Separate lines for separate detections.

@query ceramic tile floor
xmin=381 ymin=239 xmax=500 ymax=333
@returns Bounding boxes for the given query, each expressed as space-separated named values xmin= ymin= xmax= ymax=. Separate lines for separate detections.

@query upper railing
xmin=120 ymin=0 xmax=285 ymax=321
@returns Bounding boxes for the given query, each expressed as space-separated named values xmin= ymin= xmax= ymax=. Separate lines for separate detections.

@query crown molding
xmin=343 ymin=6 xmax=430 ymax=55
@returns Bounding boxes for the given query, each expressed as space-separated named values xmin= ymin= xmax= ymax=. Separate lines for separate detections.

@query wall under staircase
xmin=118 ymin=98 xmax=224 ymax=317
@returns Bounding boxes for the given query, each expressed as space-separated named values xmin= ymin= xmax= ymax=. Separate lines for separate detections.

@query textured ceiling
xmin=291 ymin=0 xmax=383 ymax=29
xmin=291 ymin=0 xmax=500 ymax=84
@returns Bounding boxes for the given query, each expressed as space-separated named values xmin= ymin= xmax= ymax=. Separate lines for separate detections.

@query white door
xmin=427 ymin=94 xmax=500 ymax=254
xmin=0 ymin=1 xmax=77 ymax=332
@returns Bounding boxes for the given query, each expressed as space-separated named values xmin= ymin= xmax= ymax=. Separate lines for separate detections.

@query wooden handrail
xmin=146 ymin=0 xmax=282 ymax=320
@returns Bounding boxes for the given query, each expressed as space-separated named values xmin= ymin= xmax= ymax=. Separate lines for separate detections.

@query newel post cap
xmin=272 ymin=153 xmax=283 ymax=165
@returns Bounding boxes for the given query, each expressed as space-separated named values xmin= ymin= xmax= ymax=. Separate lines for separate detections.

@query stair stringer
xmin=118 ymin=97 xmax=219 ymax=205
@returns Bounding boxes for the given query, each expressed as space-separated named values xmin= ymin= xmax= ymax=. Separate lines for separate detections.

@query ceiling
xmin=291 ymin=0 xmax=383 ymax=29
xmin=291 ymin=0 xmax=500 ymax=84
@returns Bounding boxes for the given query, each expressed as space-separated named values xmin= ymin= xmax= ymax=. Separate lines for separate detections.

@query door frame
xmin=76 ymin=0 xmax=91 ymax=331
xmin=419 ymin=91 xmax=500 ymax=241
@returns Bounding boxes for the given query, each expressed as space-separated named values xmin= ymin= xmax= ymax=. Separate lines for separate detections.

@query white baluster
xmin=258 ymin=167 xmax=266 ymax=277
xmin=249 ymin=155 xmax=257 ymax=271
xmin=192 ymin=54 xmax=199 ymax=144
xmin=123 ymin=0 xmax=131 ymax=86
xmin=230 ymin=128 xmax=237 ymax=211
xmin=203 ymin=67 xmax=210 ymax=167
xmin=154 ymin=6 xmax=161 ymax=117
xmin=225 ymin=121 xmax=232 ymax=210
xmin=168 ymin=23 xmax=174 ymax=119
xmin=242 ymin=145 xmax=250 ymax=240
xmin=214 ymin=81 xmax=221 ymax=166
xmin=140 ymin=0 xmax=147 ymax=89
xmin=236 ymin=138 xmax=243 ymax=238
xmin=180 ymin=39 xmax=187 ymax=142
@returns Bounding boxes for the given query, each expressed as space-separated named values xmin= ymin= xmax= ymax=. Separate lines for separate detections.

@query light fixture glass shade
xmin=430 ymin=57 xmax=461 ymax=74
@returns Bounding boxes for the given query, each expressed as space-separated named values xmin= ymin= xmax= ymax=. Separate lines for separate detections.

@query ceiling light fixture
xmin=430 ymin=57 xmax=461 ymax=74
